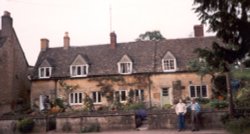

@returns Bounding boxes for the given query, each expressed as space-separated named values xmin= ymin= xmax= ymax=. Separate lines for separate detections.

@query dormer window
xmin=70 ymin=65 xmax=88 ymax=77
xmin=70 ymin=54 xmax=89 ymax=77
xmin=39 ymin=67 xmax=52 ymax=78
xmin=162 ymin=51 xmax=177 ymax=72
xmin=118 ymin=54 xmax=133 ymax=74
xmin=38 ymin=59 xmax=52 ymax=79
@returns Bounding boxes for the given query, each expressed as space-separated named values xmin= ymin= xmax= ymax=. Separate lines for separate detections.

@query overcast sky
xmin=0 ymin=0 xmax=213 ymax=66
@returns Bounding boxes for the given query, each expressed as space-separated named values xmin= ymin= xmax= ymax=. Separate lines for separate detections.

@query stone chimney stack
xmin=40 ymin=38 xmax=49 ymax=52
xmin=63 ymin=32 xmax=70 ymax=49
xmin=194 ymin=25 xmax=204 ymax=37
xmin=110 ymin=32 xmax=117 ymax=49
xmin=1 ymin=11 xmax=13 ymax=37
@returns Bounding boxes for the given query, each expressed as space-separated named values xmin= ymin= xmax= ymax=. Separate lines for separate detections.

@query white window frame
xmin=69 ymin=92 xmax=83 ymax=105
xmin=118 ymin=62 xmax=132 ymax=74
xmin=162 ymin=59 xmax=177 ymax=72
xmin=92 ymin=91 xmax=102 ymax=104
xmin=114 ymin=90 xmax=127 ymax=103
xmin=70 ymin=65 xmax=88 ymax=77
xmin=189 ymin=85 xmax=208 ymax=98
xmin=134 ymin=89 xmax=144 ymax=101
xmin=39 ymin=67 xmax=52 ymax=78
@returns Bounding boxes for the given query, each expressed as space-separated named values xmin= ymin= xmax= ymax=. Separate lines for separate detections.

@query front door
xmin=161 ymin=88 xmax=170 ymax=107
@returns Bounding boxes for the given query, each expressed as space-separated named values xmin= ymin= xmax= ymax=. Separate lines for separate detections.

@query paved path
xmin=40 ymin=129 xmax=229 ymax=134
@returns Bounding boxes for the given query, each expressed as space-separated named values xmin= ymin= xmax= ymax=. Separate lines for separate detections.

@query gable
xmin=71 ymin=54 xmax=88 ymax=65
xmin=163 ymin=51 xmax=175 ymax=60
xmin=119 ymin=54 xmax=132 ymax=63
xmin=39 ymin=59 xmax=51 ymax=67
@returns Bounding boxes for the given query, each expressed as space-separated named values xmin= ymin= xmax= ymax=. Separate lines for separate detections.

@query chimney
xmin=40 ymin=38 xmax=49 ymax=52
xmin=194 ymin=25 xmax=204 ymax=37
xmin=63 ymin=32 xmax=70 ymax=49
xmin=110 ymin=32 xmax=117 ymax=49
xmin=1 ymin=11 xmax=13 ymax=36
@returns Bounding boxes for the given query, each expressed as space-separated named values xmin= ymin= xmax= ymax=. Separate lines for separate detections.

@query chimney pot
xmin=110 ymin=32 xmax=117 ymax=49
xmin=3 ymin=11 xmax=10 ymax=16
xmin=64 ymin=32 xmax=70 ymax=49
xmin=194 ymin=25 xmax=204 ymax=37
xmin=40 ymin=38 xmax=49 ymax=52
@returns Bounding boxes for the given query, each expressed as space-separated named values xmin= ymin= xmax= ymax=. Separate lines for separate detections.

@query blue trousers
xmin=178 ymin=113 xmax=185 ymax=130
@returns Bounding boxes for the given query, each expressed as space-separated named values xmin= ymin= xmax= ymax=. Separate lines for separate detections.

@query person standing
xmin=175 ymin=99 xmax=187 ymax=131
xmin=190 ymin=99 xmax=201 ymax=131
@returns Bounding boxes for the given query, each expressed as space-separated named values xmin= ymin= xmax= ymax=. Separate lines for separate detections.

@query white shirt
xmin=175 ymin=102 xmax=187 ymax=115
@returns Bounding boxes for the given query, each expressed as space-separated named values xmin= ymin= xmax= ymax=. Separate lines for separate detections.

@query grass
xmin=231 ymin=68 xmax=250 ymax=80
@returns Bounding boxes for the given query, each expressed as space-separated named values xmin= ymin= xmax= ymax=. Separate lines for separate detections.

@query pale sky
xmin=0 ymin=0 xmax=213 ymax=66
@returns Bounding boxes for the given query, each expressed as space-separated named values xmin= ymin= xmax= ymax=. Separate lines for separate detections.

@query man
xmin=189 ymin=99 xmax=201 ymax=131
xmin=175 ymin=99 xmax=187 ymax=131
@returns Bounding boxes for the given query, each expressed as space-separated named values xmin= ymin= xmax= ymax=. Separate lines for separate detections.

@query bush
xmin=209 ymin=99 xmax=228 ymax=110
xmin=162 ymin=104 xmax=172 ymax=109
xmin=225 ymin=117 xmax=250 ymax=134
xmin=125 ymin=102 xmax=145 ymax=110
xmin=17 ymin=118 xmax=35 ymax=133
xmin=54 ymin=98 xmax=65 ymax=109
xmin=81 ymin=123 xmax=100 ymax=133
xmin=195 ymin=98 xmax=210 ymax=104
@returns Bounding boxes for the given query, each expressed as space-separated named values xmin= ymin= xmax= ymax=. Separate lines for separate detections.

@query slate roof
xmin=31 ymin=36 xmax=218 ymax=80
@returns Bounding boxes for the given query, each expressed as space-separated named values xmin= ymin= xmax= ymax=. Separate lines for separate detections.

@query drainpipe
xmin=147 ymin=74 xmax=152 ymax=108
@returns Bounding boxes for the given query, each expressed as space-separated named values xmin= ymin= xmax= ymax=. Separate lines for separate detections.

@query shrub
xmin=125 ymin=102 xmax=145 ymax=110
xmin=17 ymin=118 xmax=35 ymax=133
xmin=195 ymin=98 xmax=210 ymax=104
xmin=209 ymin=99 xmax=228 ymax=110
xmin=162 ymin=104 xmax=172 ymax=109
xmin=225 ymin=117 xmax=250 ymax=134
xmin=81 ymin=123 xmax=100 ymax=133
xmin=54 ymin=98 xmax=65 ymax=109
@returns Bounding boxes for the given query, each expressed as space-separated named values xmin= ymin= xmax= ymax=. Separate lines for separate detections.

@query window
xmin=162 ymin=59 xmax=176 ymax=72
xmin=39 ymin=67 xmax=52 ymax=78
xmin=162 ymin=88 xmax=169 ymax=96
xmin=190 ymin=85 xmax=208 ymax=98
xmin=114 ymin=90 xmax=126 ymax=102
xmin=92 ymin=91 xmax=102 ymax=104
xmin=119 ymin=62 xmax=132 ymax=74
xmin=70 ymin=65 xmax=88 ymax=77
xmin=135 ymin=89 xmax=144 ymax=101
xmin=69 ymin=92 xmax=83 ymax=105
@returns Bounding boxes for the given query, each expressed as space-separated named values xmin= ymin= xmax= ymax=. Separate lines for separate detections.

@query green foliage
xmin=83 ymin=93 xmax=94 ymax=111
xmin=232 ymin=69 xmax=250 ymax=80
xmin=136 ymin=30 xmax=165 ymax=41
xmin=225 ymin=117 xmax=250 ymax=134
xmin=62 ymin=121 xmax=71 ymax=132
xmin=17 ymin=118 xmax=35 ymax=133
xmin=235 ymin=88 xmax=250 ymax=108
xmin=54 ymin=98 xmax=65 ymax=109
xmin=125 ymin=102 xmax=145 ymax=110
xmin=81 ymin=123 xmax=100 ymax=133
xmin=209 ymin=99 xmax=228 ymax=110
xmin=195 ymin=98 xmax=210 ymax=104
xmin=193 ymin=0 xmax=250 ymax=70
xmin=162 ymin=104 xmax=172 ymax=109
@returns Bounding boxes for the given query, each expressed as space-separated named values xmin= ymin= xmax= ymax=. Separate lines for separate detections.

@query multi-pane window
xmin=119 ymin=62 xmax=132 ymax=74
xmin=39 ymin=67 xmax=52 ymax=78
xmin=135 ymin=89 xmax=144 ymax=101
xmin=69 ymin=92 xmax=83 ymax=105
xmin=114 ymin=90 xmax=126 ymax=102
xmin=70 ymin=65 xmax=88 ymax=77
xmin=162 ymin=59 xmax=176 ymax=71
xmin=162 ymin=88 xmax=169 ymax=96
xmin=190 ymin=85 xmax=208 ymax=98
xmin=92 ymin=91 xmax=102 ymax=104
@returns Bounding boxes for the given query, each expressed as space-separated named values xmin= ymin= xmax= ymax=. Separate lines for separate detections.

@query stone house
xmin=0 ymin=11 xmax=31 ymax=115
xmin=31 ymin=25 xmax=216 ymax=110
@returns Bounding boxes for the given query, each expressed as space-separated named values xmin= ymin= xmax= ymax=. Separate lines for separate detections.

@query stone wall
xmin=0 ymin=110 xmax=227 ymax=133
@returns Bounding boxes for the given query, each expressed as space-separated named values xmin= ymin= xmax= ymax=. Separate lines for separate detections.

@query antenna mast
xmin=109 ymin=4 xmax=113 ymax=32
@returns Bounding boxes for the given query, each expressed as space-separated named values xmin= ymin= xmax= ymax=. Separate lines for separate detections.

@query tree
xmin=136 ymin=30 xmax=165 ymax=41
xmin=193 ymin=0 xmax=250 ymax=116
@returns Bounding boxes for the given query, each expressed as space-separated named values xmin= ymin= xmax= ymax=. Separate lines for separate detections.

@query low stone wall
xmin=0 ymin=110 xmax=227 ymax=133
xmin=148 ymin=110 xmax=227 ymax=129
xmin=56 ymin=111 xmax=135 ymax=133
